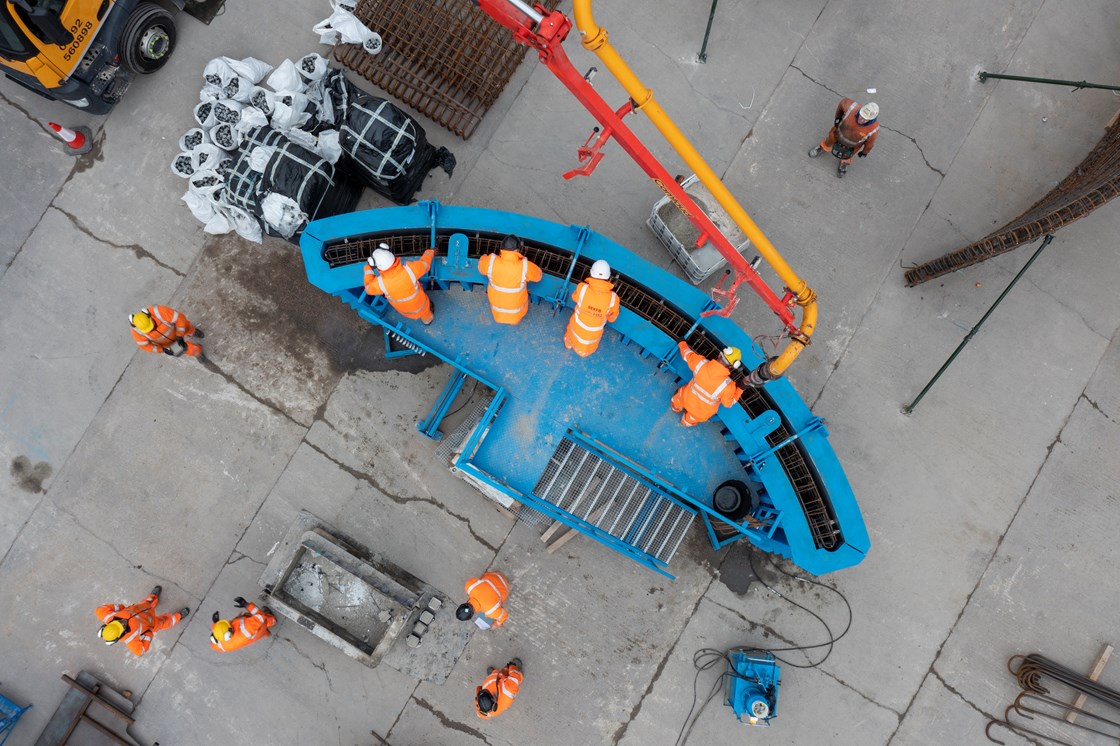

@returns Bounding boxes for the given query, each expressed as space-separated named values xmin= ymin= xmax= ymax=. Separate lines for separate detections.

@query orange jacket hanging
xmin=477 ymin=250 xmax=543 ymax=324
xmin=564 ymin=277 xmax=620 ymax=357
xmin=670 ymin=342 xmax=743 ymax=426
xmin=364 ymin=249 xmax=436 ymax=320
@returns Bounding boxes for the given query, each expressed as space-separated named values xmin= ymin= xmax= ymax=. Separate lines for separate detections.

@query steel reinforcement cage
xmin=301 ymin=204 xmax=869 ymax=574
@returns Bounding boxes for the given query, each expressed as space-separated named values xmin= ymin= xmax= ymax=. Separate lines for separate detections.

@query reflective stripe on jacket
xmin=674 ymin=342 xmax=744 ymax=424
xmin=476 ymin=665 xmax=524 ymax=719
xmin=833 ymin=97 xmax=879 ymax=154
xmin=564 ymin=278 xmax=620 ymax=355
xmin=478 ymin=250 xmax=543 ymax=324
xmin=465 ymin=571 xmax=510 ymax=629
xmin=93 ymin=594 xmax=182 ymax=657
xmin=211 ymin=602 xmax=276 ymax=653
xmin=364 ymin=249 xmax=435 ymax=319
xmin=130 ymin=305 xmax=194 ymax=353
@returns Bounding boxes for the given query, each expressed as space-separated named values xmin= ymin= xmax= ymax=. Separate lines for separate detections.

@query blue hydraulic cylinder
xmin=726 ymin=651 xmax=780 ymax=726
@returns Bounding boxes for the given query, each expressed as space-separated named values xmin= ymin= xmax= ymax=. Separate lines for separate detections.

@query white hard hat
xmin=859 ymin=102 xmax=879 ymax=121
xmin=590 ymin=260 xmax=611 ymax=280
xmin=372 ymin=244 xmax=395 ymax=271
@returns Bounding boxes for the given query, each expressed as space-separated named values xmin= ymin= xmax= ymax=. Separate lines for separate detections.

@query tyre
xmin=712 ymin=480 xmax=758 ymax=522
xmin=120 ymin=3 xmax=177 ymax=75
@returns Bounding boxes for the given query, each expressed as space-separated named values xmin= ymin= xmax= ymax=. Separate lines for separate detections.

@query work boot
xmin=808 ymin=145 xmax=822 ymax=158
xmin=151 ymin=585 xmax=162 ymax=598
xmin=262 ymin=606 xmax=275 ymax=617
xmin=193 ymin=328 xmax=205 ymax=339
xmin=180 ymin=608 xmax=190 ymax=618
xmin=486 ymin=666 xmax=495 ymax=675
xmin=509 ymin=658 xmax=523 ymax=672
xmin=837 ymin=163 xmax=848 ymax=178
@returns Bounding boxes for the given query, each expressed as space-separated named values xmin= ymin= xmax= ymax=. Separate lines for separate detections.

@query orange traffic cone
xmin=48 ymin=122 xmax=93 ymax=156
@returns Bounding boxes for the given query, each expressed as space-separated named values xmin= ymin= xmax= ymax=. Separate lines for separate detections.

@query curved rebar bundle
xmin=905 ymin=116 xmax=1120 ymax=286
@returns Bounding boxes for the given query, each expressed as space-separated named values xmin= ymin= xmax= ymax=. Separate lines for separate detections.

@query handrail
xmin=569 ymin=0 xmax=816 ymax=379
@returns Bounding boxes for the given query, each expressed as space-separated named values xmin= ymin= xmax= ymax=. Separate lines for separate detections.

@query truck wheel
xmin=120 ymin=3 xmax=176 ymax=75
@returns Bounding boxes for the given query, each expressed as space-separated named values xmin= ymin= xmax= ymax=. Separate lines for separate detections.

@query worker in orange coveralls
xmin=563 ymin=259 xmax=620 ymax=357
xmin=808 ymin=99 xmax=880 ymax=178
xmin=210 ymin=596 xmax=277 ymax=653
xmin=94 ymin=585 xmax=189 ymax=657
xmin=475 ymin=659 xmax=524 ymax=719
xmin=129 ymin=305 xmax=204 ymax=358
xmin=456 ymin=571 xmax=510 ymax=630
xmin=670 ymin=342 xmax=745 ymax=427
xmin=477 ymin=234 xmax=543 ymax=325
xmin=364 ymin=242 xmax=436 ymax=325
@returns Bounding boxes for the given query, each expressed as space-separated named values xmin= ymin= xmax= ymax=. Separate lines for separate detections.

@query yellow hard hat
xmin=131 ymin=310 xmax=154 ymax=333
xmin=99 ymin=620 xmax=126 ymax=644
xmin=721 ymin=346 xmax=742 ymax=368
xmin=211 ymin=619 xmax=232 ymax=643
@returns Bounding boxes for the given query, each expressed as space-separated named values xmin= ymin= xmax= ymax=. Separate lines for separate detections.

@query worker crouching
xmin=456 ymin=571 xmax=510 ymax=630
xmin=477 ymin=235 xmax=543 ymax=325
xmin=129 ymin=305 xmax=204 ymax=359
xmin=476 ymin=659 xmax=523 ymax=719
xmin=95 ymin=585 xmax=189 ymax=657
xmin=809 ymin=100 xmax=879 ymax=178
xmin=564 ymin=259 xmax=620 ymax=357
xmin=210 ymin=596 xmax=276 ymax=653
xmin=364 ymin=242 xmax=436 ymax=325
xmin=670 ymin=342 xmax=745 ymax=427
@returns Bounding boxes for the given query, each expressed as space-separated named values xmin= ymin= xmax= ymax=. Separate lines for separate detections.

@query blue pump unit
xmin=726 ymin=651 xmax=780 ymax=726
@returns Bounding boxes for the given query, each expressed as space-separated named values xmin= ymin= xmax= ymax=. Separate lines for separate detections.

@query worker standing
xmin=364 ymin=242 xmax=436 ymax=325
xmin=129 ymin=305 xmax=204 ymax=359
xmin=94 ymin=585 xmax=189 ymax=657
xmin=477 ymin=235 xmax=543 ymax=325
xmin=210 ymin=596 xmax=277 ymax=653
xmin=475 ymin=659 xmax=524 ymax=719
xmin=670 ymin=342 xmax=745 ymax=427
xmin=563 ymin=259 xmax=620 ymax=357
xmin=808 ymin=99 xmax=879 ymax=178
xmin=456 ymin=571 xmax=510 ymax=630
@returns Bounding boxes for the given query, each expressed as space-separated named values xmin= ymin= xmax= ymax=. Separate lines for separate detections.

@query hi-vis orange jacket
xmin=94 ymin=593 xmax=183 ymax=657
xmin=670 ymin=342 xmax=744 ymax=426
xmin=563 ymin=277 xmax=620 ymax=357
xmin=464 ymin=572 xmax=510 ymax=629
xmin=131 ymin=305 xmax=197 ymax=354
xmin=364 ymin=249 xmax=436 ymax=321
xmin=211 ymin=602 xmax=276 ymax=653
xmin=476 ymin=663 xmax=524 ymax=719
xmin=477 ymin=250 xmax=543 ymax=325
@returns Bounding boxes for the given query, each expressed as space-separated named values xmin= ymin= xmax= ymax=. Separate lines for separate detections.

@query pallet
xmin=1065 ymin=643 xmax=1113 ymax=723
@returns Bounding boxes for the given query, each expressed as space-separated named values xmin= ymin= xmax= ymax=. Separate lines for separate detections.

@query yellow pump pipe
xmin=571 ymin=0 xmax=816 ymax=378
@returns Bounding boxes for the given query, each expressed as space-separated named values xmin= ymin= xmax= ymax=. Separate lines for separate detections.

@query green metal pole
xmin=902 ymin=234 xmax=1054 ymax=415
xmin=978 ymin=71 xmax=1120 ymax=92
xmin=697 ymin=0 xmax=720 ymax=63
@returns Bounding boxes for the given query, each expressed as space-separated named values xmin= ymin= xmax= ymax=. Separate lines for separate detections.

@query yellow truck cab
xmin=0 ymin=0 xmax=183 ymax=114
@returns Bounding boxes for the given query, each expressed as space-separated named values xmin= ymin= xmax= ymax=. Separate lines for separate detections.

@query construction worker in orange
xmin=477 ymin=235 xmax=543 ymax=325
xmin=210 ymin=596 xmax=277 ymax=653
xmin=129 ymin=305 xmax=204 ymax=358
xmin=364 ymin=242 xmax=436 ymax=325
xmin=564 ymin=259 xmax=620 ymax=357
xmin=808 ymin=99 xmax=879 ymax=178
xmin=94 ymin=585 xmax=189 ymax=657
xmin=670 ymin=342 xmax=745 ymax=427
xmin=475 ymin=659 xmax=524 ymax=719
xmin=456 ymin=571 xmax=510 ymax=630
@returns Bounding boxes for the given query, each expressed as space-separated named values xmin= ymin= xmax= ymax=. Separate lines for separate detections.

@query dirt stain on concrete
xmin=10 ymin=456 xmax=51 ymax=494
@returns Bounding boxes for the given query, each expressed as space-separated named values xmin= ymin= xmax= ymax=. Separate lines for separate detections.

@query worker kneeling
xmin=477 ymin=235 xmax=543 ymax=325
xmin=563 ymin=260 xmax=620 ymax=357
xmin=670 ymin=342 xmax=745 ymax=427
xmin=456 ymin=571 xmax=510 ymax=630
xmin=210 ymin=596 xmax=276 ymax=653
xmin=364 ymin=242 xmax=436 ymax=325
xmin=95 ymin=585 xmax=189 ymax=657
xmin=476 ymin=659 xmax=524 ymax=719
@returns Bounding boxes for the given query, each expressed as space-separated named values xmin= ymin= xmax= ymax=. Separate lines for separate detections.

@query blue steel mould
xmin=301 ymin=203 xmax=869 ymax=576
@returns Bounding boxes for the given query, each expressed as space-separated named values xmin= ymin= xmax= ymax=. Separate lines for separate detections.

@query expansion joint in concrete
xmin=1081 ymin=393 xmax=1115 ymax=423
xmin=879 ymin=125 xmax=946 ymax=177
xmin=930 ymin=668 xmax=1001 ymax=722
xmin=279 ymin=634 xmax=335 ymax=693
xmin=50 ymin=204 xmax=185 ymax=277
xmin=303 ymin=439 xmax=499 ymax=553
xmin=411 ymin=697 xmax=493 ymax=745
xmin=198 ymin=359 xmax=307 ymax=428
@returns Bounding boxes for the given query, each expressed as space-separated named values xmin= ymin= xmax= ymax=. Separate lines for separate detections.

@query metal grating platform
xmin=532 ymin=437 xmax=695 ymax=566
xmin=335 ymin=0 xmax=561 ymax=139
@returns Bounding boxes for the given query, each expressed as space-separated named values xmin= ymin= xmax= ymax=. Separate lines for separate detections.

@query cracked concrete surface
xmin=1 ymin=0 xmax=1120 ymax=744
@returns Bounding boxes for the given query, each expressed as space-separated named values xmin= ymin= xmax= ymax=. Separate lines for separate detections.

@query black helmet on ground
xmin=456 ymin=603 xmax=475 ymax=621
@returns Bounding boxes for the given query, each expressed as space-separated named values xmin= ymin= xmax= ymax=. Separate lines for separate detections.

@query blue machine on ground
xmin=727 ymin=651 xmax=780 ymax=727
xmin=0 ymin=690 xmax=30 ymax=746
xmin=300 ymin=203 xmax=869 ymax=577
